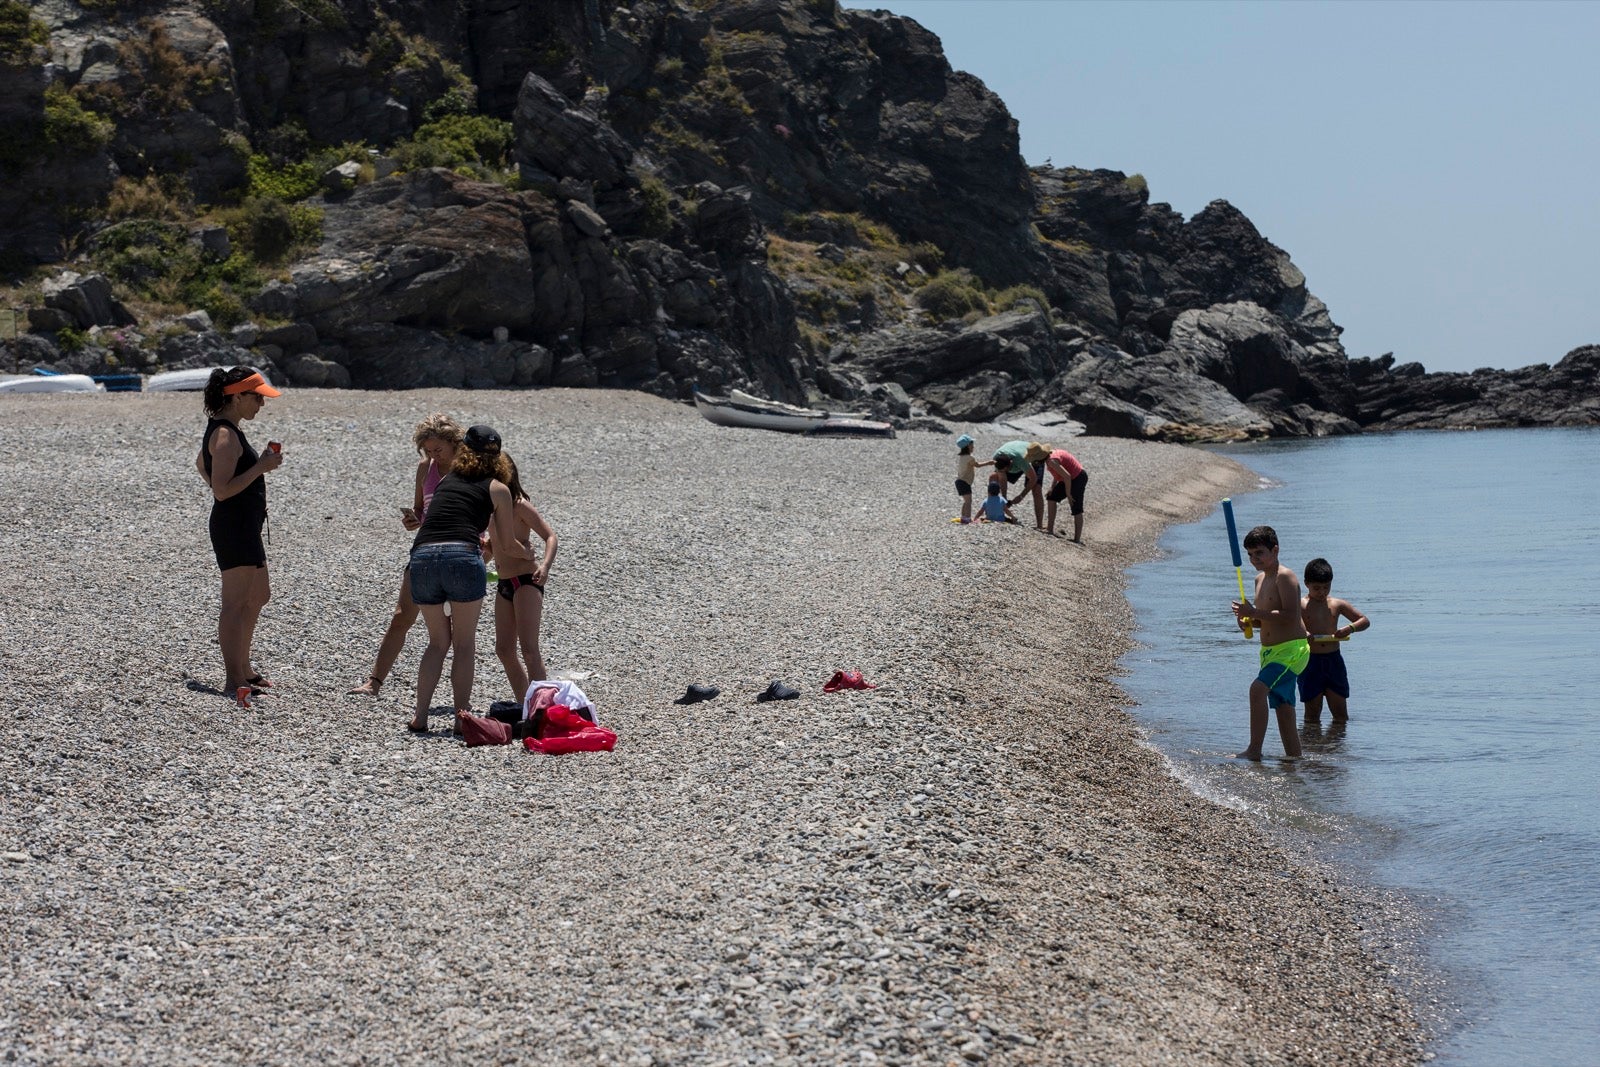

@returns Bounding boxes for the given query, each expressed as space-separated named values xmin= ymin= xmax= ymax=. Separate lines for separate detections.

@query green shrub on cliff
xmin=423 ymin=84 xmax=477 ymax=123
xmin=393 ymin=114 xmax=513 ymax=174
xmin=915 ymin=269 xmax=990 ymax=320
xmin=247 ymin=154 xmax=319 ymax=202
xmin=105 ymin=175 xmax=191 ymax=221
xmin=42 ymin=86 xmax=114 ymax=153
xmin=637 ymin=174 xmax=673 ymax=238
xmin=0 ymin=1 xmax=48 ymax=62
xmin=991 ymin=284 xmax=1049 ymax=314
xmin=88 ymin=197 xmax=318 ymax=328
xmin=218 ymin=196 xmax=321 ymax=264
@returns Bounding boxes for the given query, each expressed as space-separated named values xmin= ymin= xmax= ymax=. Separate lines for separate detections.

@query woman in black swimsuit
xmin=196 ymin=367 xmax=283 ymax=706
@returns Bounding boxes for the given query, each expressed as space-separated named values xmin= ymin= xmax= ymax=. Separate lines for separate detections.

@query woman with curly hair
xmin=348 ymin=413 xmax=465 ymax=697
xmin=406 ymin=424 xmax=532 ymax=733
xmin=195 ymin=366 xmax=283 ymax=706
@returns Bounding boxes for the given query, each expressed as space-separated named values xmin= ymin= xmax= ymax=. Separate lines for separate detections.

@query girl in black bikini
xmin=195 ymin=367 xmax=283 ymax=706
xmin=490 ymin=456 xmax=559 ymax=701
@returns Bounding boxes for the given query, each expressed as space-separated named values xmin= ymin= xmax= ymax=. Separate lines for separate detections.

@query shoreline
xmin=0 ymin=389 xmax=1421 ymax=1064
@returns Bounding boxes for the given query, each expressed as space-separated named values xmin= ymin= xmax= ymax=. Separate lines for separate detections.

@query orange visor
xmin=223 ymin=372 xmax=282 ymax=398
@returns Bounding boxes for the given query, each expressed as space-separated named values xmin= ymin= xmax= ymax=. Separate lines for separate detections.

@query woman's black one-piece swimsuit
xmin=203 ymin=417 xmax=267 ymax=570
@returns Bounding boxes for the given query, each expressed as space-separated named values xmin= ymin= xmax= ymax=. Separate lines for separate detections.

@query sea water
xmin=1121 ymin=427 xmax=1600 ymax=1067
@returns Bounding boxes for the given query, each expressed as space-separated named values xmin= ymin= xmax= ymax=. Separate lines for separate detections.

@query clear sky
xmin=867 ymin=0 xmax=1599 ymax=373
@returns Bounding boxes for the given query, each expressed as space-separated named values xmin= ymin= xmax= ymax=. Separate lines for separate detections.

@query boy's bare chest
xmin=1303 ymin=600 xmax=1337 ymax=629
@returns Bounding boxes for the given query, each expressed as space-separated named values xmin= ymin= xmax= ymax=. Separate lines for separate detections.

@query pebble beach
xmin=0 ymin=389 xmax=1423 ymax=1065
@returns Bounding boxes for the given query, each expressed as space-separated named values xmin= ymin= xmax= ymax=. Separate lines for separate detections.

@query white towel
xmin=522 ymin=678 xmax=597 ymax=725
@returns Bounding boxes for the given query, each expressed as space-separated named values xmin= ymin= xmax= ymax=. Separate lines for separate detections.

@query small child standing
xmin=1232 ymin=524 xmax=1309 ymax=760
xmin=954 ymin=433 xmax=978 ymax=523
xmin=1299 ymin=557 xmax=1370 ymax=722
xmin=976 ymin=478 xmax=1017 ymax=524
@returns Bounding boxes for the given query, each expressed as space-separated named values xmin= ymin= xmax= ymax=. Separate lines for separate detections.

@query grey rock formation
xmin=514 ymin=73 xmax=632 ymax=190
xmin=1 ymin=0 xmax=1588 ymax=433
xmin=41 ymin=272 xmax=134 ymax=330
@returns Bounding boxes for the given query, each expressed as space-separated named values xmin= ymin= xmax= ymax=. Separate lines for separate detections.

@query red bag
xmin=522 ymin=704 xmax=617 ymax=754
xmin=458 ymin=713 xmax=513 ymax=747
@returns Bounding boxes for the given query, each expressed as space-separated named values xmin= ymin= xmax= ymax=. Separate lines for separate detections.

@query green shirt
xmin=993 ymin=440 xmax=1030 ymax=475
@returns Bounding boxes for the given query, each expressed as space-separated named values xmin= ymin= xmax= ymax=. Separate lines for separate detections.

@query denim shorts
xmin=409 ymin=542 xmax=486 ymax=605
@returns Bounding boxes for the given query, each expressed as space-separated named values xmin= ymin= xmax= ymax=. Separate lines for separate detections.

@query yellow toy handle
xmin=1234 ymin=566 xmax=1253 ymax=639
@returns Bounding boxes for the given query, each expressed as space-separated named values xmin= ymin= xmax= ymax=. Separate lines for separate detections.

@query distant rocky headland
xmin=2 ymin=0 xmax=1594 ymax=437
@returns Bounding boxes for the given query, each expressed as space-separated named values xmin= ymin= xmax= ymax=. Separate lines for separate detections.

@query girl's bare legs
xmin=413 ymin=603 xmax=453 ymax=731
xmin=514 ymin=584 xmax=546 ymax=686
xmin=219 ymin=564 xmax=270 ymax=697
xmin=494 ymin=591 xmax=530 ymax=703
xmin=349 ymin=570 xmax=420 ymax=694
xmin=444 ymin=597 xmax=483 ymax=724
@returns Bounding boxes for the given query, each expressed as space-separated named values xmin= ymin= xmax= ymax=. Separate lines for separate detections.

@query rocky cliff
xmin=2 ymin=0 xmax=1592 ymax=436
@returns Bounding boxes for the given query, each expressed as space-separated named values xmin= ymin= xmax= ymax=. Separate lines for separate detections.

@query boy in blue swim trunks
xmin=1299 ymin=557 xmax=1370 ymax=722
xmin=1232 ymin=524 xmax=1309 ymax=760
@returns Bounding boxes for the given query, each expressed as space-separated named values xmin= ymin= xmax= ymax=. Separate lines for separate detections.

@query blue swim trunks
xmin=1298 ymin=648 xmax=1350 ymax=701
xmin=1256 ymin=638 xmax=1310 ymax=709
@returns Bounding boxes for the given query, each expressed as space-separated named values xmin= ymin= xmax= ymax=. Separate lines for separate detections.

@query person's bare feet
xmin=407 ymin=713 xmax=427 ymax=733
xmin=348 ymin=675 xmax=382 ymax=696
xmin=1235 ymin=748 xmax=1263 ymax=760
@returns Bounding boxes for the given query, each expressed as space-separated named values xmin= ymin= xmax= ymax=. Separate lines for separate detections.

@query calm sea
xmin=1121 ymin=427 xmax=1600 ymax=1067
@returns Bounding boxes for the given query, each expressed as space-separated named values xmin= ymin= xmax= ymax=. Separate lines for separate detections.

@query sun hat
xmin=464 ymin=424 xmax=502 ymax=452
xmin=222 ymin=371 xmax=282 ymax=397
xmin=955 ymin=433 xmax=974 ymax=449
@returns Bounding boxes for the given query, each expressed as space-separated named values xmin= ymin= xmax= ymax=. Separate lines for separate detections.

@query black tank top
xmin=413 ymin=473 xmax=493 ymax=548
xmin=203 ymin=417 xmax=266 ymax=516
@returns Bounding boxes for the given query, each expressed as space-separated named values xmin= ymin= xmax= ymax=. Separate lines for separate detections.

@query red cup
xmin=268 ymin=441 xmax=282 ymax=454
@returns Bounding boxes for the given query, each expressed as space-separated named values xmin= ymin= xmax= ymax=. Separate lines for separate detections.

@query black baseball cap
xmin=464 ymin=424 xmax=502 ymax=452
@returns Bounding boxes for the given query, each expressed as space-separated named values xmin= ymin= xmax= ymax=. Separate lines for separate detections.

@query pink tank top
xmin=1050 ymin=449 xmax=1083 ymax=479
xmin=420 ymin=460 xmax=444 ymax=519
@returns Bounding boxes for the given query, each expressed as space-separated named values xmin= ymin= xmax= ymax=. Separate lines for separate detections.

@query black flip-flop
xmin=675 ymin=684 xmax=721 ymax=705
xmin=756 ymin=680 xmax=800 ymax=702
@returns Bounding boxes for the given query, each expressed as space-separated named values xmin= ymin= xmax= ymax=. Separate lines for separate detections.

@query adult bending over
xmin=406 ymin=425 xmax=531 ymax=733
xmin=992 ymin=440 xmax=1043 ymax=529
xmin=195 ymin=368 xmax=283 ymax=705
xmin=1044 ymin=447 xmax=1088 ymax=542
xmin=348 ymin=414 xmax=464 ymax=696
xmin=491 ymin=456 xmax=559 ymax=700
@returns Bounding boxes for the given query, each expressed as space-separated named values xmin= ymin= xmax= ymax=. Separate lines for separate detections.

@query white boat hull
xmin=146 ymin=367 xmax=226 ymax=392
xmin=695 ymin=392 xmax=825 ymax=432
xmin=0 ymin=374 xmax=103 ymax=394
xmin=693 ymin=390 xmax=895 ymax=437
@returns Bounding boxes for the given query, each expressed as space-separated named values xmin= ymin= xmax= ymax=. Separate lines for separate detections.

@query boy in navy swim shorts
xmin=1299 ymin=558 xmax=1371 ymax=722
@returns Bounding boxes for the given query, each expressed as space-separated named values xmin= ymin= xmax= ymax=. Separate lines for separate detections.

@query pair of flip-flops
xmin=675 ymin=681 xmax=801 ymax=703
xmin=822 ymin=670 xmax=877 ymax=693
